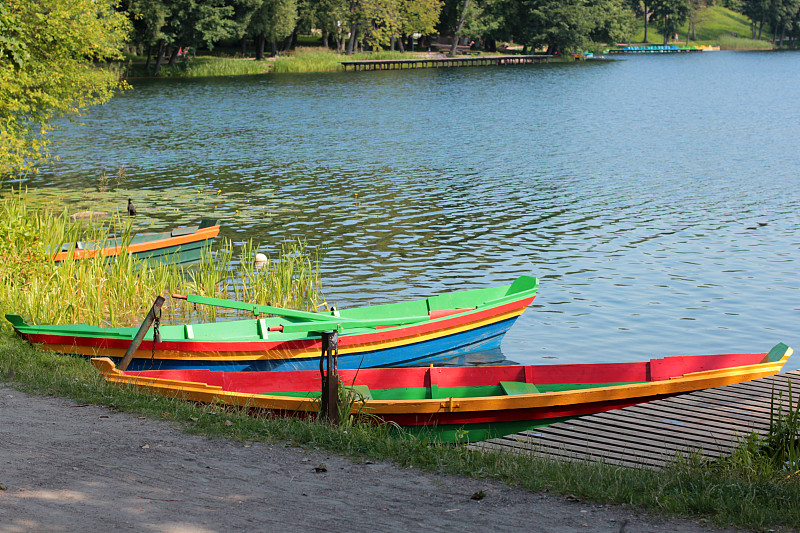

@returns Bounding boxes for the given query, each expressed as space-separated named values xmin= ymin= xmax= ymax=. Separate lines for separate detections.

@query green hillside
xmin=630 ymin=6 xmax=774 ymax=49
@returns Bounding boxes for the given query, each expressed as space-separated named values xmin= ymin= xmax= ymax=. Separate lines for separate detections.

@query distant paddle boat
xmin=90 ymin=343 xmax=793 ymax=443
xmin=52 ymin=219 xmax=220 ymax=265
xmin=7 ymin=276 xmax=539 ymax=371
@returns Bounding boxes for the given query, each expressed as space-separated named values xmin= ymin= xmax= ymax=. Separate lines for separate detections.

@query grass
xmin=630 ymin=5 xmax=776 ymax=49
xmin=272 ymin=47 xmax=432 ymax=73
xmin=123 ymin=56 xmax=274 ymax=78
xmin=1 ymin=336 xmax=800 ymax=531
xmin=0 ymin=188 xmax=324 ymax=329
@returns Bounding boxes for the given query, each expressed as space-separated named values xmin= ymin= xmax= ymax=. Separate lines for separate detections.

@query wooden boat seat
xmin=171 ymin=226 xmax=199 ymax=237
xmin=500 ymin=381 xmax=540 ymax=395
xmin=344 ymin=385 xmax=373 ymax=401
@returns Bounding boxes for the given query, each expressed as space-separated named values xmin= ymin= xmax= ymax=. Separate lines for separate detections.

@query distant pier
xmin=341 ymin=55 xmax=552 ymax=71
xmin=470 ymin=369 xmax=800 ymax=470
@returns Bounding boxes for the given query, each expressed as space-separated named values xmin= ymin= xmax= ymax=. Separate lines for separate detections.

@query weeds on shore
xmin=1 ymin=334 xmax=799 ymax=531
xmin=0 ymin=189 xmax=323 ymax=328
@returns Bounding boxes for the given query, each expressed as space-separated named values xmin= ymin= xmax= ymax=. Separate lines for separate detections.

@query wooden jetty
xmin=469 ymin=370 xmax=800 ymax=470
xmin=341 ymin=55 xmax=551 ymax=71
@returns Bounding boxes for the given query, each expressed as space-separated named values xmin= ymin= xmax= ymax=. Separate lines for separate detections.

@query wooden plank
xmin=575 ymin=409 xmax=747 ymax=447
xmin=654 ymin=394 xmax=773 ymax=420
xmin=519 ymin=421 xmax=725 ymax=462
xmin=637 ymin=396 xmax=766 ymax=425
xmin=491 ymin=432 xmax=672 ymax=468
xmin=537 ymin=414 xmax=735 ymax=455
xmin=486 ymin=433 xmax=660 ymax=466
xmin=690 ymin=389 xmax=787 ymax=414
xmin=467 ymin=371 xmax=800 ymax=470
xmin=618 ymin=399 xmax=765 ymax=431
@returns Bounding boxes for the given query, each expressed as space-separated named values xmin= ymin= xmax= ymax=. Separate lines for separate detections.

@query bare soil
xmin=0 ymin=384 xmax=743 ymax=533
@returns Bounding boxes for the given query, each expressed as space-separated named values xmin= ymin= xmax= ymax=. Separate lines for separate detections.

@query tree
xmin=249 ymin=0 xmax=298 ymax=58
xmin=628 ymin=0 xmax=654 ymax=42
xmin=0 ymin=0 xmax=130 ymax=176
xmin=741 ymin=0 xmax=771 ymax=38
xmin=651 ymin=0 xmax=689 ymax=43
xmin=504 ymin=0 xmax=633 ymax=54
xmin=302 ymin=0 xmax=350 ymax=51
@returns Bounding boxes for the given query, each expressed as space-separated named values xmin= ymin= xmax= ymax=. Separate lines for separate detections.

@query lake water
xmin=25 ymin=50 xmax=800 ymax=371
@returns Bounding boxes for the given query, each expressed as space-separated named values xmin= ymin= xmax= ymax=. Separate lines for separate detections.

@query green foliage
xmin=270 ymin=46 xmax=410 ymax=71
xmin=136 ymin=56 xmax=273 ymax=77
xmin=630 ymin=6 xmax=775 ymax=46
xmin=652 ymin=0 xmax=691 ymax=43
xmin=0 ymin=0 xmax=130 ymax=176
xmin=505 ymin=0 xmax=633 ymax=53
xmin=766 ymin=384 xmax=800 ymax=474
xmin=249 ymin=0 xmax=299 ymax=49
xmin=0 ymin=191 xmax=324 ymax=328
xmin=168 ymin=0 xmax=239 ymax=51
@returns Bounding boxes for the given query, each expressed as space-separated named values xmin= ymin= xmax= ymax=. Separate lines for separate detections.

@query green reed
xmin=767 ymin=382 xmax=800 ymax=476
xmin=0 ymin=191 xmax=324 ymax=329
xmin=272 ymin=47 xmax=433 ymax=73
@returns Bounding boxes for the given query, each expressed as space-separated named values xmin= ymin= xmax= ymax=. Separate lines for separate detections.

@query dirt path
xmin=0 ymin=384 xmax=741 ymax=533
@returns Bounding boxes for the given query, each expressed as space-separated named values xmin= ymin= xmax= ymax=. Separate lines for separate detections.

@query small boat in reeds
xmin=90 ymin=343 xmax=792 ymax=443
xmin=52 ymin=219 xmax=220 ymax=265
xmin=7 ymin=276 xmax=539 ymax=371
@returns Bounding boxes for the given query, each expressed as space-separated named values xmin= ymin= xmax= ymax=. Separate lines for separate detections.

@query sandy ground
xmin=0 ymin=383 xmax=744 ymax=533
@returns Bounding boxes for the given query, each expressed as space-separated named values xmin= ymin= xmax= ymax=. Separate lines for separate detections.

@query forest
xmin=120 ymin=0 xmax=800 ymax=65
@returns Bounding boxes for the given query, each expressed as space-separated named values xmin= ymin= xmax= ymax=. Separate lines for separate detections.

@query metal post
xmin=118 ymin=296 xmax=165 ymax=371
xmin=319 ymin=330 xmax=339 ymax=425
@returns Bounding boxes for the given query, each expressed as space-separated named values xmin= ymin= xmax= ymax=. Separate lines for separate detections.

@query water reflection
xmin=19 ymin=51 xmax=800 ymax=371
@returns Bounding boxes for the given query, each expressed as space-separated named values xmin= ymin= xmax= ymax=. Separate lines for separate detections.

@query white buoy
xmin=255 ymin=253 xmax=268 ymax=269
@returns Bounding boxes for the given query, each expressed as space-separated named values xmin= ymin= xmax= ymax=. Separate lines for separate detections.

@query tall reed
xmin=0 ymin=190 xmax=324 ymax=329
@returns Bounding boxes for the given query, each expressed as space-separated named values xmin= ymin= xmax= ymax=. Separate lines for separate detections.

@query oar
xmin=174 ymin=293 xmax=336 ymax=321
xmin=270 ymin=315 xmax=432 ymax=334
xmin=172 ymin=293 xmax=430 ymax=331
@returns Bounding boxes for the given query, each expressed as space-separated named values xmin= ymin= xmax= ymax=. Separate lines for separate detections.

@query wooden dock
xmin=341 ymin=55 xmax=551 ymax=71
xmin=469 ymin=370 xmax=800 ymax=469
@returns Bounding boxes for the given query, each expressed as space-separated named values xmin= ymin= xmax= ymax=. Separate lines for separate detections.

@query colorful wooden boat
xmin=52 ymin=219 xmax=220 ymax=265
xmin=7 ymin=276 xmax=539 ymax=371
xmin=90 ymin=343 xmax=792 ymax=443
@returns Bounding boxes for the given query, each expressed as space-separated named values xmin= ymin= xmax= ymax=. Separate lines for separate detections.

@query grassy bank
xmin=631 ymin=6 xmax=775 ymax=49
xmin=1 ymin=336 xmax=799 ymax=531
xmin=122 ymin=48 xmax=442 ymax=77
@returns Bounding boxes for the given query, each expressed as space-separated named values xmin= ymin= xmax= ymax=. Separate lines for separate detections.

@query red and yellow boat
xmin=7 ymin=276 xmax=539 ymax=371
xmin=91 ymin=342 xmax=792 ymax=442
xmin=52 ymin=219 xmax=220 ymax=265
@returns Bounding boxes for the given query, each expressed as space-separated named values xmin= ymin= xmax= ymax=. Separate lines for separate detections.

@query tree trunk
xmin=152 ymin=39 xmax=166 ymax=75
xmin=347 ymin=24 xmax=358 ymax=55
xmin=145 ymin=44 xmax=153 ymax=70
xmin=450 ymin=0 xmax=471 ymax=56
xmin=255 ymin=34 xmax=265 ymax=60
xmin=271 ymin=38 xmax=279 ymax=57
xmin=168 ymin=45 xmax=179 ymax=66
xmin=758 ymin=19 xmax=763 ymax=40
xmin=241 ymin=36 xmax=248 ymax=57
xmin=322 ymin=30 xmax=329 ymax=49
xmin=779 ymin=23 xmax=786 ymax=48
xmin=643 ymin=8 xmax=649 ymax=43
xmin=397 ymin=35 xmax=405 ymax=53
